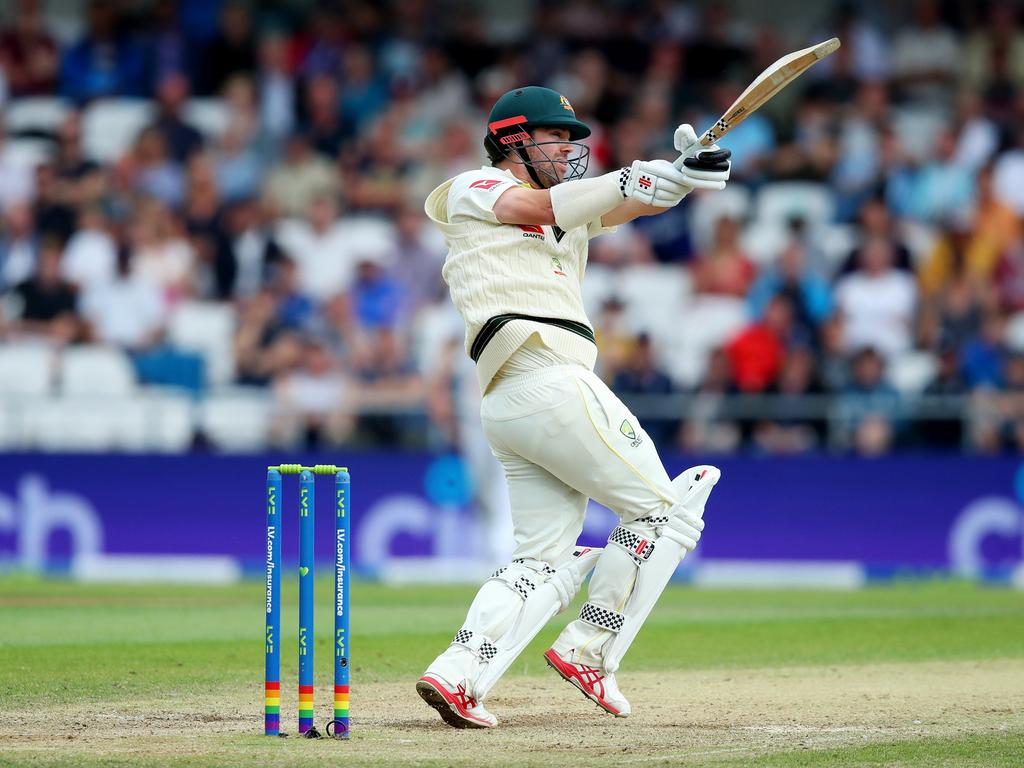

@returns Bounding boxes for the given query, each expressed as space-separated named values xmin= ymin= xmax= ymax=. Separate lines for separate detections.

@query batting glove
xmin=673 ymin=123 xmax=731 ymax=191
xmin=619 ymin=159 xmax=693 ymax=207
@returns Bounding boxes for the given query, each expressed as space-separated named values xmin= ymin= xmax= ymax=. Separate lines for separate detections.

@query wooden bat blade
xmin=698 ymin=37 xmax=841 ymax=147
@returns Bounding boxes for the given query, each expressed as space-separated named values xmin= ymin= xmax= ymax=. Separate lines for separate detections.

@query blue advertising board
xmin=0 ymin=453 xmax=1021 ymax=583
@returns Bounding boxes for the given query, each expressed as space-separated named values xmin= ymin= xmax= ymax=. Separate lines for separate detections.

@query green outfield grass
xmin=1 ymin=577 xmax=1022 ymax=767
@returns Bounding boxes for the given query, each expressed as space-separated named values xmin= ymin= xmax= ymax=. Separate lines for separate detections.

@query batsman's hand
xmin=620 ymin=159 xmax=693 ymax=207
xmin=673 ymin=123 xmax=731 ymax=191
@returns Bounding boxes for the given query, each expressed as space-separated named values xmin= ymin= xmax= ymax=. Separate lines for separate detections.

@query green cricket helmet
xmin=483 ymin=86 xmax=591 ymax=186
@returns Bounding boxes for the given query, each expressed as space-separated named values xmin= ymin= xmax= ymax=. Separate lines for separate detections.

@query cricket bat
xmin=680 ymin=37 xmax=841 ymax=159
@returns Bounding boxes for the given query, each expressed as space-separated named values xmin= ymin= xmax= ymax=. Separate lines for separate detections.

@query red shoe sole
xmin=416 ymin=676 xmax=495 ymax=729
xmin=543 ymin=649 xmax=623 ymax=717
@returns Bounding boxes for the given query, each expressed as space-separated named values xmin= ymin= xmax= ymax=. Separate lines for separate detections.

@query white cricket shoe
xmin=543 ymin=648 xmax=631 ymax=717
xmin=416 ymin=674 xmax=499 ymax=729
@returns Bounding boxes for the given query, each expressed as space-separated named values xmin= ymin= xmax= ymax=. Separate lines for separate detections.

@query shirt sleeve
xmin=447 ymin=170 xmax=521 ymax=224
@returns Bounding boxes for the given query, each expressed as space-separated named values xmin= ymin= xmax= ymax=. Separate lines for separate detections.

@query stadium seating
xmin=60 ymin=345 xmax=137 ymax=397
xmin=4 ymin=96 xmax=70 ymax=137
xmin=166 ymin=301 xmax=236 ymax=387
xmin=82 ymin=98 xmax=155 ymax=162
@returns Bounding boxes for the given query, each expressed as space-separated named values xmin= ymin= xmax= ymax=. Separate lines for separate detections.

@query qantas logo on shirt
xmin=517 ymin=224 xmax=545 ymax=240
xmin=469 ymin=179 xmax=503 ymax=191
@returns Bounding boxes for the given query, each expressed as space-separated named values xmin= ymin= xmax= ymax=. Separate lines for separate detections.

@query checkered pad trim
xmin=636 ymin=515 xmax=669 ymax=525
xmin=608 ymin=525 xmax=655 ymax=566
xmin=618 ymin=167 xmax=630 ymax=197
xmin=579 ymin=602 xmax=625 ymax=632
xmin=454 ymin=629 xmax=473 ymax=645
xmin=513 ymin=559 xmax=556 ymax=575
xmin=491 ymin=566 xmax=507 ymax=579
xmin=513 ymin=575 xmax=535 ymax=600
xmin=479 ymin=641 xmax=498 ymax=660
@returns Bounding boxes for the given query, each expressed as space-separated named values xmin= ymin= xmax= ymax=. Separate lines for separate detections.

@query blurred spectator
xmin=33 ymin=162 xmax=75 ymax=240
xmin=812 ymin=2 xmax=889 ymax=82
xmin=80 ymin=244 xmax=163 ymax=349
xmin=9 ymin=235 xmax=80 ymax=343
xmin=203 ymin=2 xmax=255 ymax=95
xmin=341 ymin=45 xmax=388 ymax=136
xmin=962 ymin=311 xmax=1007 ymax=388
xmin=890 ymin=0 xmax=960 ymax=107
xmin=996 ymin=237 xmax=1024 ymax=312
xmin=302 ymin=74 xmax=351 ymax=158
xmin=149 ymin=72 xmax=203 ymax=164
xmin=952 ymin=91 xmax=999 ymax=172
xmin=840 ymin=346 xmax=901 ymax=455
xmin=919 ymin=166 xmax=1019 ymax=297
xmin=391 ymin=206 xmax=445 ymax=315
xmin=129 ymin=128 xmax=186 ymax=209
xmin=297 ymin=6 xmax=347 ymax=79
xmin=886 ymin=129 xmax=974 ymax=223
xmin=345 ymin=111 xmax=413 ymax=214
xmin=680 ymin=348 xmax=740 ymax=454
xmin=726 ymin=294 xmax=792 ymax=393
xmin=839 ymin=198 xmax=913 ymax=276
xmin=262 ymin=132 xmax=339 ymax=218
xmin=61 ymin=204 xmax=116 ymax=292
xmin=961 ymin=2 xmax=1024 ymax=115
xmin=969 ymin=353 xmax=1024 ymax=453
xmin=350 ymin=253 xmax=405 ymax=330
xmin=130 ymin=199 xmax=194 ymax=306
xmin=235 ymin=258 xmax=312 ymax=385
xmin=351 ymin=326 xmax=423 ymax=446
xmin=753 ymin=347 xmax=826 ymax=454
xmin=273 ymin=337 xmax=353 ymax=448
xmin=691 ymin=216 xmax=755 ymax=298
xmin=0 ymin=202 xmax=39 ymax=289
xmin=256 ymin=32 xmax=296 ymax=143
xmin=0 ymin=0 xmax=59 ymax=96
xmin=146 ymin=0 xmax=195 ymax=89
xmin=275 ymin=193 xmax=355 ymax=302
xmin=835 ymin=237 xmax=918 ymax=357
xmin=593 ymin=296 xmax=634 ymax=382
xmin=217 ymin=199 xmax=284 ymax=299
xmin=612 ymin=333 xmax=676 ymax=444
xmin=60 ymin=0 xmax=146 ymax=102
xmin=748 ymin=237 xmax=832 ymax=342
xmin=920 ymin=340 xmax=967 ymax=447
xmin=53 ymin=111 xmax=104 ymax=207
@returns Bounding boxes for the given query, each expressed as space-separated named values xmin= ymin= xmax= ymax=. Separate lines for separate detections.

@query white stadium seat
xmin=4 ymin=97 xmax=71 ymax=136
xmin=5 ymin=138 xmax=56 ymax=167
xmin=199 ymin=388 xmax=273 ymax=451
xmin=887 ymin=351 xmax=938 ymax=395
xmin=0 ymin=343 xmax=55 ymax=396
xmin=654 ymin=296 xmax=749 ymax=387
xmin=755 ymin=182 xmax=835 ymax=229
xmin=183 ymin=98 xmax=230 ymax=140
xmin=141 ymin=390 xmax=196 ymax=452
xmin=689 ymin=186 xmax=752 ymax=253
xmin=1005 ymin=311 xmax=1024 ymax=353
xmin=82 ymin=98 xmax=155 ymax=162
xmin=167 ymin=301 xmax=237 ymax=386
xmin=617 ymin=264 xmax=693 ymax=336
xmin=60 ymin=345 xmax=137 ymax=397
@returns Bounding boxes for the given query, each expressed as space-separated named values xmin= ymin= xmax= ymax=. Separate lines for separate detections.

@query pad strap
xmin=578 ymin=601 xmax=625 ymax=632
xmin=608 ymin=525 xmax=655 ymax=566
xmin=452 ymin=628 xmax=499 ymax=661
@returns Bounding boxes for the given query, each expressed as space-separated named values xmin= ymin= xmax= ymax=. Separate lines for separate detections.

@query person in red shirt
xmin=726 ymin=293 xmax=793 ymax=392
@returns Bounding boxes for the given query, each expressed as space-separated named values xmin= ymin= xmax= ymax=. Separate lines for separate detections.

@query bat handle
xmin=673 ymin=130 xmax=715 ymax=170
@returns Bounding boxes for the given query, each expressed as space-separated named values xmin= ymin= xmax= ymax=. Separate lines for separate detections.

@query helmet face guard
xmin=485 ymin=115 xmax=591 ymax=187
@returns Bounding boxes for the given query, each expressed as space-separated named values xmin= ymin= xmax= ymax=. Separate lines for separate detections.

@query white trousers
xmin=481 ymin=364 xmax=677 ymax=567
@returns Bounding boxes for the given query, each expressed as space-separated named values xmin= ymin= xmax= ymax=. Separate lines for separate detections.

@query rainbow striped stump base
xmin=264 ymin=681 xmax=281 ymax=736
xmin=332 ymin=684 xmax=350 ymax=738
xmin=298 ymin=685 xmax=315 ymax=733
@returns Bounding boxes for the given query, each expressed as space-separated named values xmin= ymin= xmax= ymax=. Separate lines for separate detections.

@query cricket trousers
xmin=479 ymin=362 xmax=679 ymax=660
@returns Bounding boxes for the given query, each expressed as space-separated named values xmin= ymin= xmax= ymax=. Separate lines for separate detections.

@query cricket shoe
xmin=416 ymin=674 xmax=498 ymax=729
xmin=543 ymin=648 xmax=631 ymax=717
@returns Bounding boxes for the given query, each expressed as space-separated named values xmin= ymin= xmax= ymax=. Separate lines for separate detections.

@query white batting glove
xmin=619 ymin=159 xmax=693 ymax=207
xmin=673 ymin=123 xmax=731 ymax=191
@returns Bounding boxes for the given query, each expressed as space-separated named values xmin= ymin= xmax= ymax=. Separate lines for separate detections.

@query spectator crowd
xmin=1 ymin=0 xmax=1023 ymax=456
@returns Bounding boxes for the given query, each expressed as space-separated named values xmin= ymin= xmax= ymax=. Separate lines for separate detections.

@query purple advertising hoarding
xmin=0 ymin=453 xmax=1021 ymax=583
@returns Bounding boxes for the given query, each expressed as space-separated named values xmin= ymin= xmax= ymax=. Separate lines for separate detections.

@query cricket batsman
xmin=417 ymin=86 xmax=731 ymax=728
